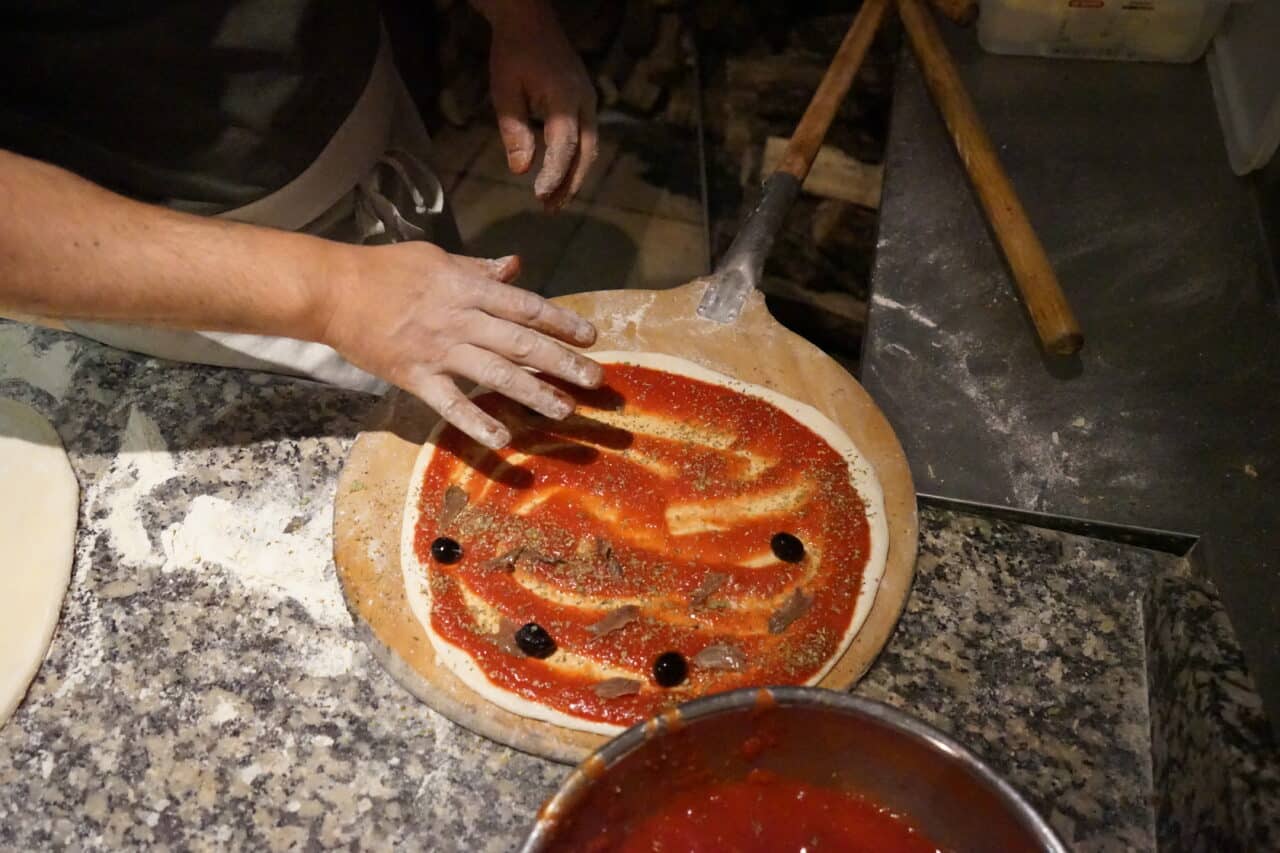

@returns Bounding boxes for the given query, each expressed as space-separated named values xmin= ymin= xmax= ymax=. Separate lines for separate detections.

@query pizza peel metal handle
xmin=697 ymin=0 xmax=891 ymax=325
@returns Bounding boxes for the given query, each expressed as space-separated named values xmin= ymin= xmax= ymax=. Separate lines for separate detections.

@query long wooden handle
xmin=898 ymin=0 xmax=1084 ymax=355
xmin=774 ymin=0 xmax=891 ymax=182
xmin=929 ymin=0 xmax=978 ymax=26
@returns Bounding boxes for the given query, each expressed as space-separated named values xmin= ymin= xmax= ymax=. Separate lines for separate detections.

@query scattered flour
xmin=208 ymin=697 xmax=239 ymax=725
xmin=601 ymin=292 xmax=657 ymax=336
xmin=88 ymin=405 xmax=356 ymax=677
xmin=56 ymin=503 xmax=111 ymax=700
xmin=413 ymin=710 xmax=466 ymax=802
xmin=883 ymin=342 xmax=917 ymax=361
xmin=160 ymin=495 xmax=349 ymax=629
xmin=933 ymin=331 xmax=1081 ymax=510
xmin=298 ymin=638 xmax=356 ymax=679
xmin=104 ymin=407 xmax=179 ymax=566
xmin=0 ymin=324 xmax=79 ymax=400
xmin=872 ymin=293 xmax=939 ymax=329
xmin=156 ymin=482 xmax=357 ymax=678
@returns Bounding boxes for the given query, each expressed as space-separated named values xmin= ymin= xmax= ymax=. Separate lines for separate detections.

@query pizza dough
xmin=400 ymin=352 xmax=888 ymax=735
xmin=0 ymin=399 xmax=78 ymax=728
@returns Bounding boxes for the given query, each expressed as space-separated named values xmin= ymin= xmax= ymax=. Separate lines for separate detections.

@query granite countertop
xmin=1 ymin=322 xmax=1277 ymax=851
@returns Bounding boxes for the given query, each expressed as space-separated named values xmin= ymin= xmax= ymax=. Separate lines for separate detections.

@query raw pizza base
xmin=399 ymin=351 xmax=889 ymax=736
xmin=0 ymin=399 xmax=78 ymax=728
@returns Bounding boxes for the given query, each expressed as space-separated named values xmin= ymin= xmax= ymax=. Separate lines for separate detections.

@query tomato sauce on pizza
xmin=403 ymin=354 xmax=885 ymax=731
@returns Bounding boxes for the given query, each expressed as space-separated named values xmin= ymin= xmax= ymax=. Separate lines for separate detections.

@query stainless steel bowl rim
xmin=521 ymin=686 xmax=1068 ymax=853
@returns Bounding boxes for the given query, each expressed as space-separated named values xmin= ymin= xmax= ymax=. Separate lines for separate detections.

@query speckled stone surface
xmin=857 ymin=512 xmax=1280 ymax=852
xmin=856 ymin=513 xmax=1162 ymax=851
xmin=0 ymin=321 xmax=1276 ymax=851
xmin=1145 ymin=571 xmax=1280 ymax=852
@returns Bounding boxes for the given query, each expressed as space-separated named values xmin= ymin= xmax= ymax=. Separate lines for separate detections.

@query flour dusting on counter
xmin=89 ymin=404 xmax=356 ymax=676
xmin=872 ymin=294 xmax=938 ymax=329
xmin=931 ymin=331 xmax=1081 ymax=510
xmin=103 ymin=407 xmax=179 ymax=566
xmin=156 ymin=479 xmax=357 ymax=678
xmin=0 ymin=324 xmax=78 ymax=401
xmin=53 ymin=405 xmax=178 ymax=699
xmin=160 ymin=496 xmax=349 ymax=630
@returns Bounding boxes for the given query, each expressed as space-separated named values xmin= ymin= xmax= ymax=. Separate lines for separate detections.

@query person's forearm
xmin=0 ymin=149 xmax=339 ymax=339
xmin=0 ymin=150 xmax=604 ymax=450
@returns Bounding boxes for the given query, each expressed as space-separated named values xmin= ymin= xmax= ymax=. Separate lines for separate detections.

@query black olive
xmin=515 ymin=622 xmax=557 ymax=659
xmin=652 ymin=651 xmax=688 ymax=687
xmin=431 ymin=536 xmax=463 ymax=564
xmin=770 ymin=532 xmax=805 ymax=563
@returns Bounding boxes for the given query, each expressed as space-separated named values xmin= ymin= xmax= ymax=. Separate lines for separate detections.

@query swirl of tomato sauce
xmin=412 ymin=363 xmax=872 ymax=725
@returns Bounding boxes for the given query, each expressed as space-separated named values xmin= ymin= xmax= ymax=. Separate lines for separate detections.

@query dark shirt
xmin=0 ymin=0 xmax=379 ymax=214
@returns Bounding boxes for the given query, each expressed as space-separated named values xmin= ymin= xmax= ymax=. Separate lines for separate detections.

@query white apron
xmin=67 ymin=30 xmax=460 ymax=394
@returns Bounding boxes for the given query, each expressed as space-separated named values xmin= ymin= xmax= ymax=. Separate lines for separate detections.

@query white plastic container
xmin=978 ymin=0 xmax=1248 ymax=64
xmin=1207 ymin=1 xmax=1280 ymax=174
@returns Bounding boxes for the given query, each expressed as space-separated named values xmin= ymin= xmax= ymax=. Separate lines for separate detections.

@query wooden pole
xmin=897 ymin=0 xmax=1084 ymax=355
xmin=928 ymin=0 xmax=979 ymax=26
xmin=774 ymin=0 xmax=891 ymax=182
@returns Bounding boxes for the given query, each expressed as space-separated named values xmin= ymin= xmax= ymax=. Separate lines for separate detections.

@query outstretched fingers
xmin=472 ymin=279 xmax=597 ymax=349
xmin=466 ymin=313 xmax=602 ymax=389
xmin=408 ymin=371 xmax=511 ymax=450
xmin=446 ymin=344 xmax=575 ymax=420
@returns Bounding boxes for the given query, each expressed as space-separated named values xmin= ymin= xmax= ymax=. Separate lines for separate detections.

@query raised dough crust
xmin=0 ymin=400 xmax=78 ymax=728
xmin=400 ymin=352 xmax=888 ymax=735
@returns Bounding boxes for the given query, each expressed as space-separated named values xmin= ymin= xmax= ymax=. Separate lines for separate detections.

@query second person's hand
xmin=478 ymin=0 xmax=599 ymax=210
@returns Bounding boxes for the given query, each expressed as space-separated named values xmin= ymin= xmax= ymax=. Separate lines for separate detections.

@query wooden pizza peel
xmin=333 ymin=0 xmax=917 ymax=764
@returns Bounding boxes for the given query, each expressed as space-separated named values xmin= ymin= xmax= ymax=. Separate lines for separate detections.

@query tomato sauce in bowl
xmin=524 ymin=688 xmax=1066 ymax=853
xmin=580 ymin=769 xmax=941 ymax=852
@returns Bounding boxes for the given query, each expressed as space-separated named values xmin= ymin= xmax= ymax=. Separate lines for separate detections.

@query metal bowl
xmin=522 ymin=686 xmax=1067 ymax=852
